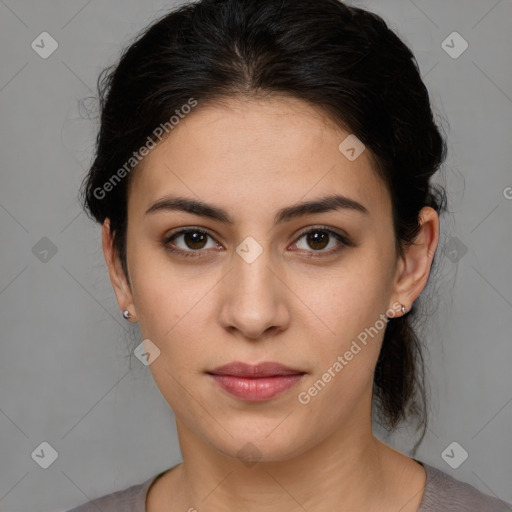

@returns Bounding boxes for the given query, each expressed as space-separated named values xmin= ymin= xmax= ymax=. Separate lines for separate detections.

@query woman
xmin=67 ymin=0 xmax=511 ymax=510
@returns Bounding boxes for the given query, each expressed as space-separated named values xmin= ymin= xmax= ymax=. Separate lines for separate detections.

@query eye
xmin=162 ymin=226 xmax=352 ymax=259
xmin=163 ymin=228 xmax=221 ymax=258
xmin=290 ymin=226 xmax=351 ymax=257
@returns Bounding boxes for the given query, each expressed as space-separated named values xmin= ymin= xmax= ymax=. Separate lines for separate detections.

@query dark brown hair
xmin=80 ymin=0 xmax=448 ymax=449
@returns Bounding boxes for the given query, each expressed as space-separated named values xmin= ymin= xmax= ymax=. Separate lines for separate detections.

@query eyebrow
xmin=144 ymin=193 xmax=369 ymax=225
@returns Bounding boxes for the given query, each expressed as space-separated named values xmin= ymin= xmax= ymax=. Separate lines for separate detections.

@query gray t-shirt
xmin=66 ymin=460 xmax=512 ymax=511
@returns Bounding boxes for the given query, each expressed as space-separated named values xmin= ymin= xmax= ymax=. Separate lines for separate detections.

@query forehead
xmin=128 ymin=95 xmax=391 ymax=220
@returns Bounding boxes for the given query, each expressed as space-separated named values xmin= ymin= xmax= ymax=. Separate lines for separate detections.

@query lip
xmin=207 ymin=362 xmax=306 ymax=402
xmin=208 ymin=361 xmax=305 ymax=377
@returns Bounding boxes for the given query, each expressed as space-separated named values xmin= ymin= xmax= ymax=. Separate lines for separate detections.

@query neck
xmin=170 ymin=420 xmax=392 ymax=512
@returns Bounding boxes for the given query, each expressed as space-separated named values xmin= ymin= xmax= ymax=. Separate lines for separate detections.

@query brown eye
xmin=292 ymin=227 xmax=351 ymax=256
xmin=163 ymin=228 xmax=220 ymax=257
xmin=305 ymin=230 xmax=330 ymax=250
xmin=181 ymin=230 xmax=208 ymax=250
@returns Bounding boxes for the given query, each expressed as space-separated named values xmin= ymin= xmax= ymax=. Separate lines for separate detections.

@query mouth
xmin=206 ymin=361 xmax=306 ymax=401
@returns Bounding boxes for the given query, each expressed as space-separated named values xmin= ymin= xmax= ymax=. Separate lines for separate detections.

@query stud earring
xmin=122 ymin=309 xmax=132 ymax=320
xmin=401 ymin=304 xmax=406 ymax=315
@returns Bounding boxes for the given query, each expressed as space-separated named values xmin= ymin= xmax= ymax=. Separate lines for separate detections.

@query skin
xmin=102 ymin=95 xmax=439 ymax=512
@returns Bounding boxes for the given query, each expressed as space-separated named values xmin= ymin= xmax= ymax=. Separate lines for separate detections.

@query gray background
xmin=0 ymin=0 xmax=511 ymax=510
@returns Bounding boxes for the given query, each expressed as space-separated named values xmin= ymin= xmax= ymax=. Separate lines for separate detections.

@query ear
xmin=101 ymin=218 xmax=136 ymax=320
xmin=391 ymin=206 xmax=439 ymax=311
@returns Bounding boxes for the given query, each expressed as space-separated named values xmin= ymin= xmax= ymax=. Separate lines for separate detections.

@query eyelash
xmin=162 ymin=226 xmax=353 ymax=259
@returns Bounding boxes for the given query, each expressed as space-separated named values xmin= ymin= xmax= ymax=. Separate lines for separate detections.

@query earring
xmin=122 ymin=309 xmax=132 ymax=320
xmin=401 ymin=304 xmax=406 ymax=315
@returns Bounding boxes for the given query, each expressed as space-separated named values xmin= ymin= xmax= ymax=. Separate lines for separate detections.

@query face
xmin=104 ymin=95 xmax=435 ymax=463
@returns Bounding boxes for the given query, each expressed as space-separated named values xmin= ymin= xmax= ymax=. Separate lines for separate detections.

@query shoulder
xmin=418 ymin=461 xmax=512 ymax=512
xmin=64 ymin=475 xmax=156 ymax=512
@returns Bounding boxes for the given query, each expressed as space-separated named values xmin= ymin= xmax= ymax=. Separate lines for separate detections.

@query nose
xmin=218 ymin=244 xmax=291 ymax=341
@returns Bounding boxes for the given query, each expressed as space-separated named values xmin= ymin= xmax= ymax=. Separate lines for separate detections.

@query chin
xmin=205 ymin=422 xmax=315 ymax=465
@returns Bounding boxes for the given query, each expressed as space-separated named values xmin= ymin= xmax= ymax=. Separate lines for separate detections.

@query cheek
xmin=302 ymin=258 xmax=392 ymax=340
xmin=296 ymin=286 xmax=387 ymax=423
xmin=137 ymin=299 xmax=208 ymax=419
xmin=295 ymin=354 xmax=377 ymax=438
xmin=129 ymin=251 xmax=217 ymax=368
xmin=128 ymin=243 xmax=197 ymax=332
xmin=295 ymin=253 xmax=392 ymax=398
